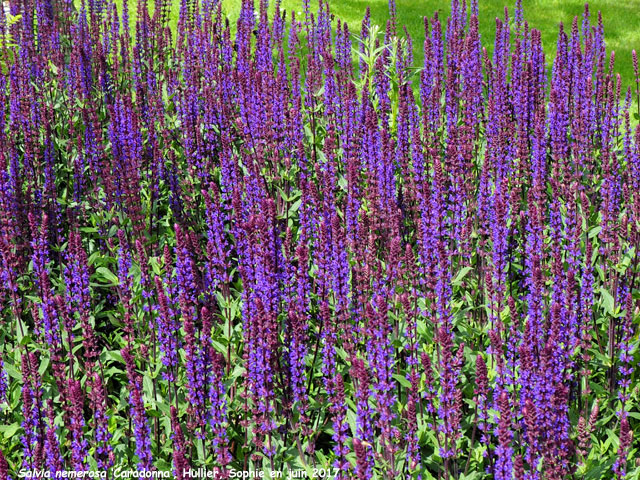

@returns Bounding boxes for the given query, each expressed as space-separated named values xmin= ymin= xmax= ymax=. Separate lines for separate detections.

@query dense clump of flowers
xmin=0 ymin=0 xmax=638 ymax=476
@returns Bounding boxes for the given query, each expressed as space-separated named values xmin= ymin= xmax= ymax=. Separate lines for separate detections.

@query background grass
xmin=218 ymin=0 xmax=640 ymax=88
xmin=94 ymin=0 xmax=640 ymax=99
xmin=99 ymin=0 xmax=640 ymax=87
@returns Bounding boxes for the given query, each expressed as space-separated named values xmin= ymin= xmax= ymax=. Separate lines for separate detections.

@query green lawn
xmin=219 ymin=0 xmax=640 ymax=87
xmin=101 ymin=0 xmax=640 ymax=90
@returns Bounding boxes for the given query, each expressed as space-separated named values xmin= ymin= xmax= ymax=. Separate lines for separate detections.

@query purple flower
xmin=122 ymin=346 xmax=152 ymax=469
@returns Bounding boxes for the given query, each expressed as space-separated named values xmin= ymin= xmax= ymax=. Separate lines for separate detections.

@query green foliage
xmin=0 ymin=11 xmax=21 ymax=73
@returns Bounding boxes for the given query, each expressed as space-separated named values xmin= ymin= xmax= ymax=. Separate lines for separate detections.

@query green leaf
xmin=588 ymin=226 xmax=601 ymax=238
xmin=16 ymin=317 xmax=29 ymax=344
xmin=392 ymin=373 xmax=412 ymax=388
xmin=149 ymin=257 xmax=162 ymax=276
xmin=338 ymin=175 xmax=348 ymax=191
xmin=105 ymin=350 xmax=125 ymax=364
xmin=4 ymin=362 xmax=21 ymax=380
xmin=143 ymin=375 xmax=157 ymax=405
xmin=157 ymin=400 xmax=171 ymax=416
xmin=290 ymin=198 xmax=302 ymax=213
xmin=346 ymin=408 xmax=357 ymax=436
xmin=600 ymin=288 xmax=615 ymax=315
xmin=0 ymin=423 xmax=20 ymax=439
xmin=452 ymin=266 xmax=473 ymax=286
xmin=38 ymin=357 xmax=50 ymax=376
xmin=95 ymin=266 xmax=119 ymax=286
xmin=48 ymin=60 xmax=58 ymax=75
